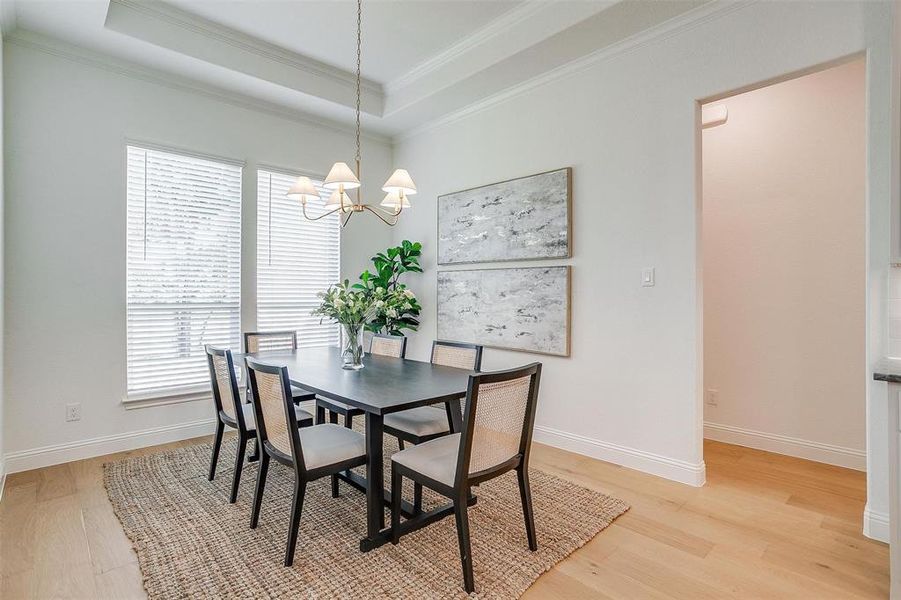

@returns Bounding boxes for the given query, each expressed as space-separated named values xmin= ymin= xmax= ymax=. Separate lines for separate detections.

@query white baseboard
xmin=533 ymin=425 xmax=706 ymax=487
xmin=704 ymin=422 xmax=866 ymax=471
xmin=863 ymin=504 xmax=890 ymax=543
xmin=3 ymin=418 xmax=218 ymax=475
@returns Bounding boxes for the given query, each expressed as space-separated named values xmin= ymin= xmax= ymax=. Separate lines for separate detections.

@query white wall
xmin=702 ymin=59 xmax=867 ymax=470
xmin=392 ymin=0 xmax=893 ymax=527
xmin=1 ymin=34 xmax=393 ymax=470
xmin=0 ymin=29 xmax=5 ymax=488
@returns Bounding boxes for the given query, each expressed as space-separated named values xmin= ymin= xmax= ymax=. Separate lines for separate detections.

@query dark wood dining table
xmin=243 ymin=346 xmax=473 ymax=551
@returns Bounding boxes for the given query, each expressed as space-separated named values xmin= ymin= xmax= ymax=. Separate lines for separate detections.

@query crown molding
xmin=109 ymin=0 xmax=382 ymax=97
xmin=396 ymin=0 xmax=755 ymax=143
xmin=6 ymin=29 xmax=392 ymax=146
xmin=0 ymin=0 xmax=17 ymax=36
xmin=385 ymin=1 xmax=548 ymax=95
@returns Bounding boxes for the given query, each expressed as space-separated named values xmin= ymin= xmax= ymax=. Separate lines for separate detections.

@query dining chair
xmin=245 ymin=357 xmax=367 ymax=566
xmin=383 ymin=340 xmax=483 ymax=511
xmin=390 ymin=362 xmax=542 ymax=594
xmin=243 ymin=331 xmax=317 ymax=405
xmin=205 ymin=346 xmax=314 ymax=504
xmin=315 ymin=333 xmax=408 ymax=427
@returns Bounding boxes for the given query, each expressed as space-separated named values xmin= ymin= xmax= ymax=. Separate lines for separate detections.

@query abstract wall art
xmin=437 ymin=266 xmax=571 ymax=356
xmin=437 ymin=168 xmax=571 ymax=265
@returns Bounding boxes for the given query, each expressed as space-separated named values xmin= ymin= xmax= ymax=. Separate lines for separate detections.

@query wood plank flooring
xmin=0 ymin=438 xmax=888 ymax=599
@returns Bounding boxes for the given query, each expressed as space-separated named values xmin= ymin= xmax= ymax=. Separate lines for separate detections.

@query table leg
xmin=446 ymin=397 xmax=464 ymax=433
xmin=363 ymin=412 xmax=385 ymax=549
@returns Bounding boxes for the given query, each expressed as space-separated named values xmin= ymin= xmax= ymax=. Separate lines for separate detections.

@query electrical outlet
xmin=705 ymin=389 xmax=719 ymax=407
xmin=66 ymin=402 xmax=82 ymax=422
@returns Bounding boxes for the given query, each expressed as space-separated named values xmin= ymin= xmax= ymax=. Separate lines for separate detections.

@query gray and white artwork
xmin=437 ymin=266 xmax=570 ymax=356
xmin=438 ymin=168 xmax=571 ymax=265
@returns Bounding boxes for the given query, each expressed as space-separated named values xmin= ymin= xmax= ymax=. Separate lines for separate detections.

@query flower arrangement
xmin=312 ymin=280 xmax=380 ymax=326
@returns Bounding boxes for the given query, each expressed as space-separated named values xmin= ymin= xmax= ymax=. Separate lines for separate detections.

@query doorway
xmin=700 ymin=57 xmax=867 ymax=471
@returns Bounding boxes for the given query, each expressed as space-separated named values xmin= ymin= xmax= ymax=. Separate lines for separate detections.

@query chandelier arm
xmin=301 ymin=203 xmax=343 ymax=221
xmin=362 ymin=204 xmax=399 ymax=226
xmin=367 ymin=203 xmax=402 ymax=219
xmin=342 ymin=209 xmax=355 ymax=228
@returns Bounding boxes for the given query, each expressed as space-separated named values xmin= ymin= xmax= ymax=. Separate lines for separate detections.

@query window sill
xmin=123 ymin=387 xmax=211 ymax=410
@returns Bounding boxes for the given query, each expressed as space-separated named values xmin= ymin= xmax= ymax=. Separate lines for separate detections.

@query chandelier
xmin=286 ymin=0 xmax=415 ymax=226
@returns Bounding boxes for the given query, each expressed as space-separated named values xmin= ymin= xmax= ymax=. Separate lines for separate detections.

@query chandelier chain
xmin=355 ymin=0 xmax=362 ymax=165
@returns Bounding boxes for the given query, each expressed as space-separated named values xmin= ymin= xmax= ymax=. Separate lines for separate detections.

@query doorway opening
xmin=699 ymin=58 xmax=867 ymax=487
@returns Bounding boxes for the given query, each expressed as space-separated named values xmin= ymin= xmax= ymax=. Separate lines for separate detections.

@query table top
xmin=243 ymin=346 xmax=472 ymax=415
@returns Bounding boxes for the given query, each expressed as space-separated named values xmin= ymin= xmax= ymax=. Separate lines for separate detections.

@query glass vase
xmin=340 ymin=322 xmax=365 ymax=370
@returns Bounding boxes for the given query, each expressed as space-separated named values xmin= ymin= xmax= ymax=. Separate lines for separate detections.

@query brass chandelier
xmin=286 ymin=0 xmax=416 ymax=227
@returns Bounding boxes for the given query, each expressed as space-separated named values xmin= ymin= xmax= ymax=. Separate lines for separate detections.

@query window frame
xmin=123 ymin=142 xmax=244 ymax=404
xmin=255 ymin=165 xmax=342 ymax=351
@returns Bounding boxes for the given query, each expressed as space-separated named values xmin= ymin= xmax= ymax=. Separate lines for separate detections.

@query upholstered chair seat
xmin=391 ymin=433 xmax=461 ymax=486
xmin=297 ymin=423 xmax=366 ymax=470
xmin=384 ymin=406 xmax=450 ymax=438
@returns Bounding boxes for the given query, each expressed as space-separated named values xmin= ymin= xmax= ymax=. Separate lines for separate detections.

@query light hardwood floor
xmin=0 ymin=438 xmax=889 ymax=599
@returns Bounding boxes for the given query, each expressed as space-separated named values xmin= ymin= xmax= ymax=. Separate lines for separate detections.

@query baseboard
xmin=704 ymin=422 xmax=866 ymax=471
xmin=3 ymin=418 xmax=218 ymax=475
xmin=863 ymin=504 xmax=890 ymax=543
xmin=533 ymin=425 xmax=706 ymax=487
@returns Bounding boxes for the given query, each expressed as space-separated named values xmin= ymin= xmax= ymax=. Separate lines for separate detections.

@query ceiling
xmin=2 ymin=0 xmax=712 ymax=137
xmin=167 ymin=0 xmax=523 ymax=85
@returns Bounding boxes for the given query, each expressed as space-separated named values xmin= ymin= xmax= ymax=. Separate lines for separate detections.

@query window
xmin=257 ymin=170 xmax=340 ymax=347
xmin=126 ymin=145 xmax=242 ymax=400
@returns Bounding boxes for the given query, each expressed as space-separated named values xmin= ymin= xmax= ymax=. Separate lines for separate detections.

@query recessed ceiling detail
xmin=8 ymin=0 xmax=717 ymax=137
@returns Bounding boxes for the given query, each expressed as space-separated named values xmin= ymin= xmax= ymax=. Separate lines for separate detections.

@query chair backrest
xmin=205 ymin=345 xmax=248 ymax=430
xmin=456 ymin=363 xmax=542 ymax=484
xmin=245 ymin=358 xmax=305 ymax=470
xmin=369 ymin=334 xmax=407 ymax=358
xmin=244 ymin=330 xmax=298 ymax=354
xmin=431 ymin=340 xmax=483 ymax=371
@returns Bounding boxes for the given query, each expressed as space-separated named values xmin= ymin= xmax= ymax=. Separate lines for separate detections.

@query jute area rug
xmin=104 ymin=435 xmax=628 ymax=599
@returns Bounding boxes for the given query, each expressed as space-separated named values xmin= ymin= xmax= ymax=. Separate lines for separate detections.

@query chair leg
xmin=454 ymin=495 xmax=475 ymax=594
xmin=344 ymin=413 xmax=353 ymax=429
xmin=316 ymin=404 xmax=326 ymax=425
xmin=247 ymin=437 xmax=260 ymax=463
xmin=208 ymin=420 xmax=224 ymax=481
xmin=331 ymin=474 xmax=339 ymax=498
xmin=398 ymin=439 xmax=405 ymax=450
xmin=413 ymin=483 xmax=423 ymax=514
xmin=517 ymin=465 xmax=538 ymax=551
xmin=250 ymin=453 xmax=269 ymax=529
xmin=391 ymin=468 xmax=403 ymax=545
xmin=229 ymin=435 xmax=248 ymax=503
xmin=284 ymin=479 xmax=307 ymax=567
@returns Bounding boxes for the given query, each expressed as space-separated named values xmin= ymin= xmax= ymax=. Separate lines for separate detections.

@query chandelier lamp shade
xmin=290 ymin=0 xmax=415 ymax=227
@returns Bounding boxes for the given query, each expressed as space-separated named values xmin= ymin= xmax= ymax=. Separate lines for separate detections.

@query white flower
xmin=387 ymin=308 xmax=398 ymax=318
xmin=334 ymin=298 xmax=345 ymax=308
xmin=403 ymin=289 xmax=415 ymax=299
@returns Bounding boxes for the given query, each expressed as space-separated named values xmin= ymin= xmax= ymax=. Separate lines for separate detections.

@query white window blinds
xmin=257 ymin=170 xmax=340 ymax=348
xmin=126 ymin=145 xmax=242 ymax=400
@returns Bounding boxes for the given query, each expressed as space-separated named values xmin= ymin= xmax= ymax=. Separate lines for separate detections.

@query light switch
xmin=641 ymin=268 xmax=655 ymax=287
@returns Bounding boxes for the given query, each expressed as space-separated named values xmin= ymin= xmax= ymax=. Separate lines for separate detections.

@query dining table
xmin=242 ymin=345 xmax=474 ymax=551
